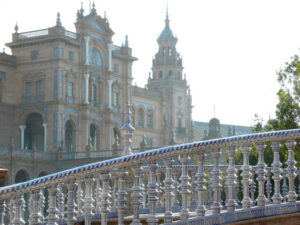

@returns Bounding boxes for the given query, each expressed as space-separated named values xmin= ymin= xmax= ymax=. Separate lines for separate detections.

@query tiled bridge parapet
xmin=0 ymin=128 xmax=300 ymax=225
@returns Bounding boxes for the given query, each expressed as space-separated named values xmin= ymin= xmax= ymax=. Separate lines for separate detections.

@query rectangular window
xmin=114 ymin=64 xmax=119 ymax=73
xmin=54 ymin=47 xmax=58 ymax=57
xmin=36 ymin=80 xmax=44 ymax=96
xmin=113 ymin=92 xmax=118 ymax=107
xmin=67 ymin=82 xmax=73 ymax=97
xmin=68 ymin=51 xmax=74 ymax=61
xmin=31 ymin=50 xmax=38 ymax=60
xmin=25 ymin=82 xmax=32 ymax=97
xmin=60 ymin=48 xmax=63 ymax=57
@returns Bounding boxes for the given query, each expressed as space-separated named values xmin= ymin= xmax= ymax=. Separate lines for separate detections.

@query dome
xmin=160 ymin=25 xmax=174 ymax=39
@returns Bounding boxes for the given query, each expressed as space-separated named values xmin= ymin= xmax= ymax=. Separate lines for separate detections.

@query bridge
xmin=0 ymin=108 xmax=300 ymax=225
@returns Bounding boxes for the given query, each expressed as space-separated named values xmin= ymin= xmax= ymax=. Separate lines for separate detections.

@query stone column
xmin=256 ymin=143 xmax=267 ymax=206
xmin=14 ymin=195 xmax=25 ymax=225
xmin=241 ymin=145 xmax=251 ymax=209
xmin=226 ymin=147 xmax=237 ymax=211
xmin=83 ymin=176 xmax=95 ymax=225
xmin=179 ymin=154 xmax=190 ymax=220
xmin=66 ymin=181 xmax=77 ymax=225
xmin=286 ymin=140 xmax=297 ymax=203
xmin=117 ymin=168 xmax=127 ymax=225
xmin=163 ymin=158 xmax=174 ymax=224
xmin=84 ymin=36 xmax=90 ymax=65
xmin=47 ymin=185 xmax=59 ymax=225
xmin=131 ymin=164 xmax=142 ymax=225
xmin=211 ymin=149 xmax=222 ymax=214
xmin=84 ymin=74 xmax=90 ymax=104
xmin=106 ymin=80 xmax=113 ymax=109
xmin=42 ymin=123 xmax=47 ymax=152
xmin=19 ymin=125 xmax=26 ymax=149
xmin=100 ymin=172 xmax=111 ymax=225
xmin=271 ymin=141 xmax=282 ymax=204
xmin=30 ymin=190 xmax=42 ymax=225
xmin=107 ymin=43 xmax=112 ymax=71
xmin=196 ymin=150 xmax=206 ymax=216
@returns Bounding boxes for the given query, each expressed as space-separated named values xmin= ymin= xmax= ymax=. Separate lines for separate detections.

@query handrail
xmin=1 ymin=128 xmax=299 ymax=199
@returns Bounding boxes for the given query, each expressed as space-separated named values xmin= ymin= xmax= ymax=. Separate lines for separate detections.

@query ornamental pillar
xmin=19 ymin=125 xmax=26 ymax=149
xmin=241 ymin=145 xmax=251 ymax=209
xmin=84 ymin=74 xmax=90 ymax=104
xmin=42 ymin=123 xmax=47 ymax=152
xmin=84 ymin=36 xmax=90 ymax=65
xmin=211 ymin=149 xmax=222 ymax=214
xmin=256 ymin=143 xmax=267 ymax=206
xmin=271 ymin=141 xmax=282 ymax=204
xmin=179 ymin=154 xmax=190 ymax=220
xmin=196 ymin=150 xmax=206 ymax=216
xmin=286 ymin=140 xmax=297 ymax=203
xmin=106 ymin=80 xmax=113 ymax=109
xmin=107 ymin=43 xmax=112 ymax=71
xmin=226 ymin=147 xmax=237 ymax=211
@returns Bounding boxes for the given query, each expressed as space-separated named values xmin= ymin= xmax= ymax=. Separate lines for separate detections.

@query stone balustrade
xmin=0 ymin=129 xmax=300 ymax=225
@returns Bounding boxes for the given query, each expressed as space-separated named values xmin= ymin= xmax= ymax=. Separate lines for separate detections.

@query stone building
xmin=0 ymin=4 xmax=193 ymax=184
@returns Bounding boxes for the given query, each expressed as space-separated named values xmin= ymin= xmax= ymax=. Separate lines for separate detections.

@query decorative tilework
xmin=132 ymin=101 xmax=155 ymax=110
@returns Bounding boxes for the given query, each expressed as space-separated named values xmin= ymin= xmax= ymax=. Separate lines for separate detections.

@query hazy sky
xmin=1 ymin=0 xmax=300 ymax=126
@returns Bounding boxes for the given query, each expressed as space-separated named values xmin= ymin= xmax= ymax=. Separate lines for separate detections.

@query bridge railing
xmin=0 ymin=129 xmax=299 ymax=225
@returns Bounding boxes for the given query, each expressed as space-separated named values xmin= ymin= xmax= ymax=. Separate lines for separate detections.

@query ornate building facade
xmin=0 ymin=4 xmax=193 ymax=184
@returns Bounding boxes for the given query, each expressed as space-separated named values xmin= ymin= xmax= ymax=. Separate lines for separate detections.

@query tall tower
xmin=147 ymin=10 xmax=193 ymax=144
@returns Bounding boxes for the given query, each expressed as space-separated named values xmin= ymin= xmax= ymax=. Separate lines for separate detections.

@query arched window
xmin=162 ymin=48 xmax=166 ymax=56
xmin=24 ymin=113 xmax=44 ymax=151
xmin=147 ymin=110 xmax=153 ymax=129
xmin=88 ymin=48 xmax=102 ymax=67
xmin=138 ymin=108 xmax=144 ymax=128
xmin=92 ymin=84 xmax=97 ymax=102
xmin=168 ymin=48 xmax=172 ymax=56
xmin=65 ymin=120 xmax=76 ymax=152
xmin=89 ymin=124 xmax=99 ymax=150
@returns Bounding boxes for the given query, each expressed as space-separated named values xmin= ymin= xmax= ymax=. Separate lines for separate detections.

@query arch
xmin=20 ymin=109 xmax=46 ymax=126
xmin=147 ymin=109 xmax=153 ymax=129
xmin=15 ymin=169 xmax=30 ymax=183
xmin=89 ymin=123 xmax=100 ymax=150
xmin=24 ymin=113 xmax=44 ymax=151
xmin=138 ymin=107 xmax=144 ymax=128
xmin=88 ymin=47 xmax=102 ymax=67
xmin=65 ymin=119 xmax=76 ymax=152
xmin=38 ymin=171 xmax=48 ymax=177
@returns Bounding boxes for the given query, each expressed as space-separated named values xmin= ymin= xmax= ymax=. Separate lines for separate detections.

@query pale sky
xmin=1 ymin=0 xmax=300 ymax=126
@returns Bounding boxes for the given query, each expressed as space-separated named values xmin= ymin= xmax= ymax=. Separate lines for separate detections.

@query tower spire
xmin=165 ymin=2 xmax=169 ymax=27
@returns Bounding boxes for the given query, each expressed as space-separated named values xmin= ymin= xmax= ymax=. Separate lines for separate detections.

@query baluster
xmin=140 ymin=171 xmax=146 ymax=209
xmin=286 ymin=140 xmax=297 ymax=203
xmin=83 ymin=176 xmax=95 ymax=225
xmin=208 ymin=172 xmax=214 ymax=208
xmin=266 ymin=168 xmax=272 ymax=204
xmin=131 ymin=164 xmax=143 ymax=225
xmin=47 ymin=184 xmax=59 ymax=225
xmin=156 ymin=171 xmax=163 ymax=208
xmin=76 ymin=179 xmax=83 ymax=217
xmin=179 ymin=154 xmax=191 ymax=220
xmin=250 ymin=167 xmax=256 ymax=206
xmin=234 ymin=179 xmax=239 ymax=206
xmin=9 ymin=198 xmax=15 ymax=225
xmin=146 ymin=161 xmax=159 ymax=225
xmin=29 ymin=190 xmax=42 ymax=225
xmin=196 ymin=150 xmax=206 ymax=216
xmin=190 ymin=170 xmax=197 ymax=209
xmin=39 ymin=188 xmax=45 ymax=223
xmin=173 ymin=169 xmax=179 ymax=207
xmin=100 ymin=172 xmax=111 ymax=225
xmin=241 ymin=145 xmax=251 ymax=209
xmin=282 ymin=169 xmax=288 ymax=202
xmin=211 ymin=148 xmax=222 ymax=214
xmin=112 ymin=172 xmax=118 ymax=211
xmin=0 ymin=200 xmax=5 ymax=225
xmin=14 ymin=195 xmax=25 ymax=225
xmin=65 ymin=180 xmax=77 ymax=225
xmin=256 ymin=143 xmax=267 ymax=206
xmin=226 ymin=146 xmax=237 ymax=211
xmin=271 ymin=141 xmax=282 ymax=204
xmin=117 ymin=168 xmax=127 ymax=225
xmin=57 ymin=182 xmax=65 ymax=220
xmin=95 ymin=174 xmax=102 ymax=215
xmin=28 ymin=194 xmax=33 ymax=225
xmin=163 ymin=158 xmax=174 ymax=224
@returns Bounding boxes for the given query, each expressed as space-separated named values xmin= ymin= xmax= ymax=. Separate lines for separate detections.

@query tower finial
xmin=56 ymin=12 xmax=62 ymax=26
xmin=125 ymin=35 xmax=128 ymax=47
xmin=91 ymin=0 xmax=97 ymax=15
xmin=14 ymin=22 xmax=18 ymax=33
xmin=165 ymin=0 xmax=169 ymax=26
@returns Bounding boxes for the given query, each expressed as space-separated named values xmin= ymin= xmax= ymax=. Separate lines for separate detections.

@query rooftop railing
xmin=0 ymin=129 xmax=299 ymax=225
xmin=17 ymin=28 xmax=78 ymax=41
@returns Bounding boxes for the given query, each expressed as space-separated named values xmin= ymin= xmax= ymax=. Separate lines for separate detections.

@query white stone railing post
xmin=112 ymin=172 xmax=118 ymax=211
xmin=83 ymin=176 xmax=95 ymax=225
xmin=84 ymin=74 xmax=90 ymax=104
xmin=29 ymin=190 xmax=41 ymax=225
xmin=47 ymin=185 xmax=58 ymax=225
xmin=256 ymin=143 xmax=267 ymax=206
xmin=9 ymin=199 xmax=15 ymax=225
xmin=266 ymin=168 xmax=272 ymax=204
xmin=226 ymin=147 xmax=237 ymax=211
xmin=42 ymin=123 xmax=47 ymax=152
xmin=140 ymin=171 xmax=146 ymax=209
xmin=286 ymin=140 xmax=297 ymax=202
xmin=84 ymin=36 xmax=90 ymax=65
xmin=14 ymin=195 xmax=25 ymax=225
xmin=173 ymin=169 xmax=180 ymax=207
xmin=19 ymin=125 xmax=26 ymax=149
xmin=250 ymin=167 xmax=256 ymax=206
xmin=241 ymin=145 xmax=251 ymax=209
xmin=95 ymin=174 xmax=101 ymax=215
xmin=39 ymin=189 xmax=45 ymax=223
xmin=211 ymin=149 xmax=222 ymax=214
xmin=156 ymin=171 xmax=163 ymax=208
xmin=163 ymin=158 xmax=174 ymax=224
xmin=58 ymin=183 xmax=65 ymax=220
xmin=147 ymin=161 xmax=159 ymax=225
xmin=180 ymin=154 xmax=190 ymax=220
xmin=282 ymin=170 xmax=288 ymax=202
xmin=100 ymin=172 xmax=111 ymax=225
xmin=117 ymin=168 xmax=127 ymax=225
xmin=76 ymin=179 xmax=83 ymax=217
xmin=196 ymin=150 xmax=206 ymax=216
xmin=0 ymin=200 xmax=5 ymax=225
xmin=65 ymin=180 xmax=77 ymax=225
xmin=271 ymin=141 xmax=282 ymax=204
xmin=131 ymin=164 xmax=143 ymax=225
